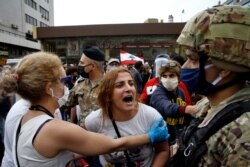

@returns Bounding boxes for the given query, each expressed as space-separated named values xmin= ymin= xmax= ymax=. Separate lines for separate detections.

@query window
xmin=40 ymin=6 xmax=49 ymax=21
xmin=25 ymin=0 xmax=37 ymax=10
xmin=40 ymin=22 xmax=48 ymax=27
xmin=243 ymin=1 xmax=250 ymax=6
xmin=25 ymin=14 xmax=37 ymax=26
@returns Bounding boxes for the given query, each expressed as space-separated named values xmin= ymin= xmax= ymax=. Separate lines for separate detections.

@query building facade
xmin=0 ymin=0 xmax=54 ymax=65
xmin=36 ymin=23 xmax=186 ymax=65
xmin=223 ymin=0 xmax=250 ymax=6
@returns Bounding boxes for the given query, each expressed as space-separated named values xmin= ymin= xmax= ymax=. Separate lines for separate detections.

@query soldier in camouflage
xmin=64 ymin=46 xmax=105 ymax=128
xmin=176 ymin=7 xmax=216 ymax=115
xmin=178 ymin=5 xmax=250 ymax=167
xmin=176 ymin=8 xmax=216 ymax=104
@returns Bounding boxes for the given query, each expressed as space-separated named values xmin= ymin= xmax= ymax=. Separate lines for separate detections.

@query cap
xmin=83 ymin=46 xmax=105 ymax=62
xmin=108 ymin=58 xmax=120 ymax=65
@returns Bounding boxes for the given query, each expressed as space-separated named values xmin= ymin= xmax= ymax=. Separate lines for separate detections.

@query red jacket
xmin=140 ymin=77 xmax=192 ymax=105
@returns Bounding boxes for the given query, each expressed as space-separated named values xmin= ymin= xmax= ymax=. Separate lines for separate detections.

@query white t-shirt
xmin=85 ymin=103 xmax=162 ymax=167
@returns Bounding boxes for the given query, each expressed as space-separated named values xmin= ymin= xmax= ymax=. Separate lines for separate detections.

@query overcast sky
xmin=54 ymin=0 xmax=225 ymax=26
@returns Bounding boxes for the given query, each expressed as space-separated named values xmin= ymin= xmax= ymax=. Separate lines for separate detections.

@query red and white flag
xmin=120 ymin=50 xmax=144 ymax=65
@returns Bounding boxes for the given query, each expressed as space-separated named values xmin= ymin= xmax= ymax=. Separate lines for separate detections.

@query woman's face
xmin=111 ymin=72 xmax=137 ymax=113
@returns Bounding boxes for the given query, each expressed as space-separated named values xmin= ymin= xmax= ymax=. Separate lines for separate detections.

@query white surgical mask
xmin=161 ymin=77 xmax=178 ymax=91
xmin=50 ymin=86 xmax=69 ymax=107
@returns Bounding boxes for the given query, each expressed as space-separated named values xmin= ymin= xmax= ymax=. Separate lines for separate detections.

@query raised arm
xmin=34 ymin=118 xmax=169 ymax=157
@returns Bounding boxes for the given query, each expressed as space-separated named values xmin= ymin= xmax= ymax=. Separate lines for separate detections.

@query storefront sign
xmin=0 ymin=51 xmax=9 ymax=56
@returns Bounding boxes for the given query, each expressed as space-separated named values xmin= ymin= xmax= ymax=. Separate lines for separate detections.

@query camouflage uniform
xmin=199 ymin=6 xmax=250 ymax=166
xmin=65 ymin=77 xmax=102 ymax=127
xmin=177 ymin=5 xmax=250 ymax=167
xmin=198 ymin=87 xmax=250 ymax=167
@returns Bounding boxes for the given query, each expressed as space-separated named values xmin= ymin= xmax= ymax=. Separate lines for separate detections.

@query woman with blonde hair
xmin=85 ymin=66 xmax=169 ymax=167
xmin=0 ymin=52 xmax=169 ymax=167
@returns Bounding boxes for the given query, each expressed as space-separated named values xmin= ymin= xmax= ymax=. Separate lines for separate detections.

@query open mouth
xmin=123 ymin=95 xmax=133 ymax=103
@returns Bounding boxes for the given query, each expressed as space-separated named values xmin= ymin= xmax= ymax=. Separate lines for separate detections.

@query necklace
xmin=29 ymin=105 xmax=54 ymax=118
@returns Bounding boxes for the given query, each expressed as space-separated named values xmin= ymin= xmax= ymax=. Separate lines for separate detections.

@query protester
xmin=170 ymin=5 xmax=250 ymax=167
xmin=85 ymin=67 xmax=169 ymax=166
xmin=141 ymin=62 xmax=152 ymax=88
xmin=149 ymin=60 xmax=196 ymax=156
xmin=170 ymin=53 xmax=185 ymax=66
xmin=0 ymin=67 xmax=15 ymax=165
xmin=131 ymin=61 xmax=144 ymax=94
xmin=65 ymin=66 xmax=78 ymax=90
xmin=59 ymin=66 xmax=79 ymax=122
xmin=180 ymin=49 xmax=202 ymax=103
xmin=0 ymin=52 xmax=169 ymax=167
xmin=106 ymin=58 xmax=120 ymax=72
xmin=0 ymin=93 xmax=13 ymax=164
xmin=141 ymin=54 xmax=191 ymax=105
xmin=141 ymin=54 xmax=169 ymax=104
xmin=1 ymin=99 xmax=30 ymax=167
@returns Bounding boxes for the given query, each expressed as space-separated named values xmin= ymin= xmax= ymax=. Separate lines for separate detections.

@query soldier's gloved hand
xmin=147 ymin=118 xmax=170 ymax=143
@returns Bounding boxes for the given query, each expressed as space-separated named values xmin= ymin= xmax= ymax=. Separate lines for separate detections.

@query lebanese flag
xmin=120 ymin=50 xmax=144 ymax=65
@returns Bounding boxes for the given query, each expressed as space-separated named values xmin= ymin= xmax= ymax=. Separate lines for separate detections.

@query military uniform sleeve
xmin=64 ymin=86 xmax=79 ymax=108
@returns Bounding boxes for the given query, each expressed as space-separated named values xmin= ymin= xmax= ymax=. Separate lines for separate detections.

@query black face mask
xmin=78 ymin=64 xmax=92 ymax=78
xmin=196 ymin=53 xmax=238 ymax=96
xmin=196 ymin=54 xmax=213 ymax=95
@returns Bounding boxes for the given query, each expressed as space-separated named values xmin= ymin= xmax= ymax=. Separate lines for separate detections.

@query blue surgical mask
xmin=180 ymin=68 xmax=199 ymax=94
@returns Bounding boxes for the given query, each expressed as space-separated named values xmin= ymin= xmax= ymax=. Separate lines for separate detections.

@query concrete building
xmin=0 ymin=0 xmax=54 ymax=65
xmin=223 ymin=0 xmax=250 ymax=6
xmin=37 ymin=23 xmax=186 ymax=65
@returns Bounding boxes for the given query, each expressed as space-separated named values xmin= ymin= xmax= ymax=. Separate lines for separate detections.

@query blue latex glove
xmin=147 ymin=118 xmax=170 ymax=143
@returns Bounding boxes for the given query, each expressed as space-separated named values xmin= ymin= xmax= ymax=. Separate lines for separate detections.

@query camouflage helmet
xmin=200 ymin=5 xmax=250 ymax=72
xmin=176 ymin=8 xmax=217 ymax=48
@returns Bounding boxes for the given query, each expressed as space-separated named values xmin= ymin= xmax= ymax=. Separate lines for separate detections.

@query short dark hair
xmin=134 ymin=61 xmax=143 ymax=69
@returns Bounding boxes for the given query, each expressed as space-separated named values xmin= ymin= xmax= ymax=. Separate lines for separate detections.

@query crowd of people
xmin=0 ymin=5 xmax=249 ymax=167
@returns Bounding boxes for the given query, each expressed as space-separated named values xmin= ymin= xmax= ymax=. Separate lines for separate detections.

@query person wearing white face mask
xmin=49 ymin=85 xmax=69 ymax=108
xmin=149 ymin=60 xmax=197 ymax=157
